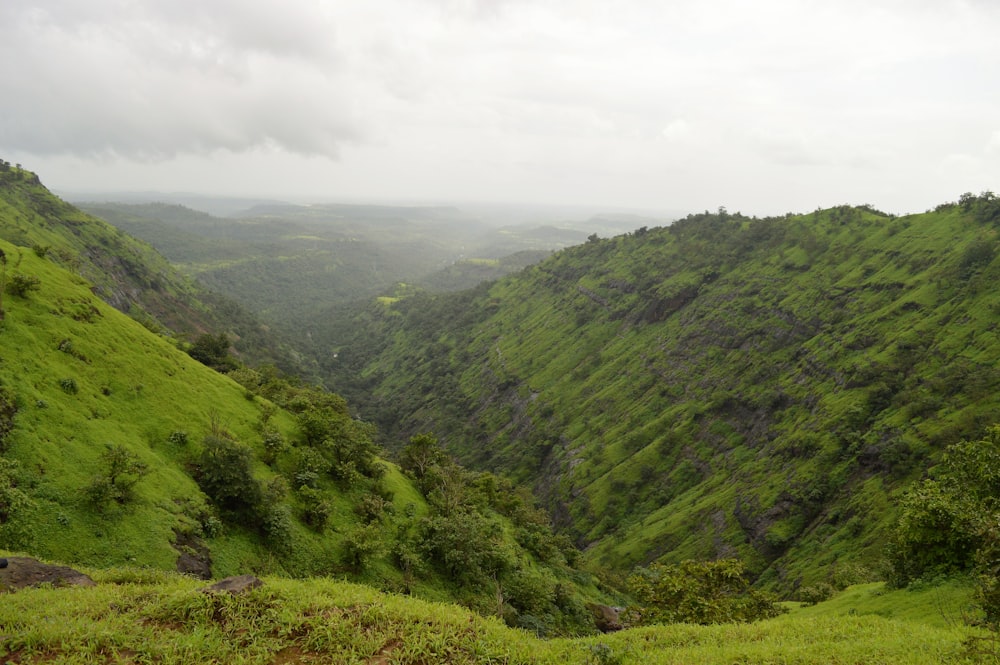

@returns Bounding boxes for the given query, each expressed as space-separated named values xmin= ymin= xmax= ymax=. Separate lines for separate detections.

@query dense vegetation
xmin=318 ymin=197 xmax=1000 ymax=594
xmin=0 ymin=166 xmax=605 ymax=636
xmin=8 ymin=160 xmax=1000 ymax=658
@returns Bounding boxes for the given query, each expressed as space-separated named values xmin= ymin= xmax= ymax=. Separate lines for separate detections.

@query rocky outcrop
xmin=201 ymin=574 xmax=263 ymax=595
xmin=0 ymin=557 xmax=95 ymax=591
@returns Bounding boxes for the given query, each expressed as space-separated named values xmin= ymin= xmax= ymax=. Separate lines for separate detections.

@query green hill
xmin=318 ymin=198 xmax=1000 ymax=591
xmin=0 ymin=164 xmax=604 ymax=636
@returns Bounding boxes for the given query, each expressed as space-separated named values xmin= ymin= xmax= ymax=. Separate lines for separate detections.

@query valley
xmin=2 ymin=162 xmax=1000 ymax=661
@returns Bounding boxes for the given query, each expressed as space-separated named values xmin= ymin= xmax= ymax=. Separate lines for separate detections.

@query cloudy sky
xmin=2 ymin=0 xmax=999 ymax=216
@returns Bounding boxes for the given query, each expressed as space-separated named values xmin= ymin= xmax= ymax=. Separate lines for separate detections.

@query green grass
xmin=0 ymin=564 xmax=988 ymax=664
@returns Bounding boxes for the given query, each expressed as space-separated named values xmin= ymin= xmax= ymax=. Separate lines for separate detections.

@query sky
xmin=2 ymin=0 xmax=1000 ymax=217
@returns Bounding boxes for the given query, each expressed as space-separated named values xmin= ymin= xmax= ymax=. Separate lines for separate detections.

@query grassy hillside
xmin=320 ymin=198 xmax=1000 ymax=591
xmin=0 ymin=564 xmax=987 ymax=664
xmin=0 ymin=174 xmax=606 ymax=635
xmin=0 ymin=167 xmax=300 ymax=372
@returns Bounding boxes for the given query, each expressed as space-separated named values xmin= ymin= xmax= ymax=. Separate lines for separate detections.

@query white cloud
xmin=2 ymin=0 xmax=1000 ymax=214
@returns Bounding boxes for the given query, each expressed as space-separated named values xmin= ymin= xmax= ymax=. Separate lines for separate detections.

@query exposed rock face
xmin=173 ymin=529 xmax=212 ymax=580
xmin=0 ymin=557 xmax=96 ymax=591
xmin=201 ymin=574 xmax=263 ymax=595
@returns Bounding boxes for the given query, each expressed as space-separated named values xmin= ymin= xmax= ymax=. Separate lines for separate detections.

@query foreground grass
xmin=0 ymin=566 xmax=991 ymax=664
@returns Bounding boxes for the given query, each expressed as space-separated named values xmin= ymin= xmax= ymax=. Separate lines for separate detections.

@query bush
xmin=0 ymin=458 xmax=35 ymax=548
xmin=261 ymin=428 xmax=286 ymax=463
xmin=167 ymin=430 xmax=190 ymax=446
xmin=342 ymin=523 xmax=387 ymax=573
xmin=626 ymin=559 xmax=785 ymax=625
xmin=298 ymin=486 xmax=332 ymax=530
xmin=59 ymin=377 xmax=78 ymax=394
xmin=85 ymin=444 xmax=149 ymax=507
xmin=886 ymin=425 xmax=1000 ymax=628
xmin=5 ymin=273 xmax=40 ymax=297
xmin=197 ymin=435 xmax=262 ymax=519
xmin=0 ymin=386 xmax=17 ymax=452
xmin=798 ymin=582 xmax=836 ymax=605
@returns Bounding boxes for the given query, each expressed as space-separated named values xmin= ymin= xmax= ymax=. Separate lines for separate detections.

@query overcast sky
xmin=2 ymin=0 xmax=999 ymax=216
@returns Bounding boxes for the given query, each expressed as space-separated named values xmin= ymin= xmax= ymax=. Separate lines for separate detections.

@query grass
xmin=0 ymin=563 xmax=990 ymax=664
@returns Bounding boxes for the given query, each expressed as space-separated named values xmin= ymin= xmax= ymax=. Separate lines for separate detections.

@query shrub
xmin=59 ymin=377 xmax=78 ymax=394
xmin=798 ymin=582 xmax=836 ymax=605
xmin=167 ymin=430 xmax=190 ymax=446
xmin=342 ymin=523 xmax=387 ymax=573
xmin=5 ymin=273 xmax=40 ymax=297
xmin=355 ymin=492 xmax=393 ymax=524
xmin=0 ymin=386 xmax=17 ymax=452
xmin=85 ymin=444 xmax=149 ymax=507
xmin=197 ymin=434 xmax=262 ymax=519
xmin=626 ymin=559 xmax=785 ymax=625
xmin=261 ymin=428 xmax=286 ymax=463
xmin=0 ymin=458 xmax=35 ymax=548
xmin=298 ymin=486 xmax=332 ymax=530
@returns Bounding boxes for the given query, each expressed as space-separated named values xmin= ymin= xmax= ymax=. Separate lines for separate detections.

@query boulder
xmin=201 ymin=574 xmax=263 ymax=595
xmin=0 ymin=557 xmax=96 ymax=591
xmin=587 ymin=603 xmax=623 ymax=632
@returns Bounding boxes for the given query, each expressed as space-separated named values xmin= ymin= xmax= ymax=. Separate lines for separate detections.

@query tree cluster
xmin=625 ymin=559 xmax=784 ymax=625
xmin=887 ymin=426 xmax=1000 ymax=625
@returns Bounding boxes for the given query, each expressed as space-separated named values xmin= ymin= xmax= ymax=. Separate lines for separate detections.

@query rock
xmin=172 ymin=529 xmax=212 ymax=580
xmin=587 ymin=603 xmax=623 ymax=632
xmin=0 ymin=557 xmax=96 ymax=591
xmin=201 ymin=574 xmax=263 ymax=595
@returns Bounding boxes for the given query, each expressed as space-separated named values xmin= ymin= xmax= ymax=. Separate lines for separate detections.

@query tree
xmin=197 ymin=434 xmax=262 ymax=519
xmin=887 ymin=428 xmax=1000 ymax=586
xmin=399 ymin=433 xmax=448 ymax=483
xmin=188 ymin=333 xmax=238 ymax=372
xmin=342 ymin=522 xmax=387 ymax=573
xmin=626 ymin=559 xmax=783 ymax=625
xmin=85 ymin=444 xmax=150 ymax=507
xmin=5 ymin=273 xmax=40 ymax=298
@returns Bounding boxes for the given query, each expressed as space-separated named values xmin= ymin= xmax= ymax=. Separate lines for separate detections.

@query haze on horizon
xmin=2 ymin=0 xmax=999 ymax=217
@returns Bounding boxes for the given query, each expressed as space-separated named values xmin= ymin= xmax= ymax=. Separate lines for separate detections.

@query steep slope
xmin=324 ymin=198 xmax=1000 ymax=590
xmin=0 ymin=168 xmax=604 ymax=634
xmin=0 ymin=166 xmax=299 ymax=371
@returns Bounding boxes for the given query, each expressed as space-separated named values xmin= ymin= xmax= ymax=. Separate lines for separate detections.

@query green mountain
xmin=318 ymin=198 xmax=1000 ymax=591
xmin=0 ymin=164 xmax=603 ymax=635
